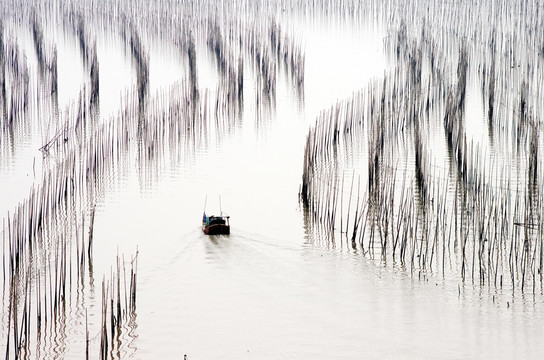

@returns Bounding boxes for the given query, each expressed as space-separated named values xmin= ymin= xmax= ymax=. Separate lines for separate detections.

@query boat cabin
xmin=202 ymin=213 xmax=230 ymax=235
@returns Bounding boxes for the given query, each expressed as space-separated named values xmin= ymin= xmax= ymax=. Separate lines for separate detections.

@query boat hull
xmin=202 ymin=223 xmax=230 ymax=235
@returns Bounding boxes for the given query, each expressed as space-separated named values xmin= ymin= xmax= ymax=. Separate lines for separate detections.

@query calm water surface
xmin=1 ymin=7 xmax=544 ymax=360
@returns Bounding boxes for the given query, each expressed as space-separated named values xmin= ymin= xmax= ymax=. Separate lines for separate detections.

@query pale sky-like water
xmin=1 ymin=2 xmax=544 ymax=359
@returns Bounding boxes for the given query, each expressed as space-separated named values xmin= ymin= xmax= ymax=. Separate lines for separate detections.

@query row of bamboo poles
xmin=301 ymin=0 xmax=544 ymax=293
xmin=1 ymin=0 xmax=308 ymax=357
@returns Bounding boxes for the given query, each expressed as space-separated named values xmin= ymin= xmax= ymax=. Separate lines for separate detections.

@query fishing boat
xmin=202 ymin=212 xmax=230 ymax=235
xmin=202 ymin=195 xmax=230 ymax=235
